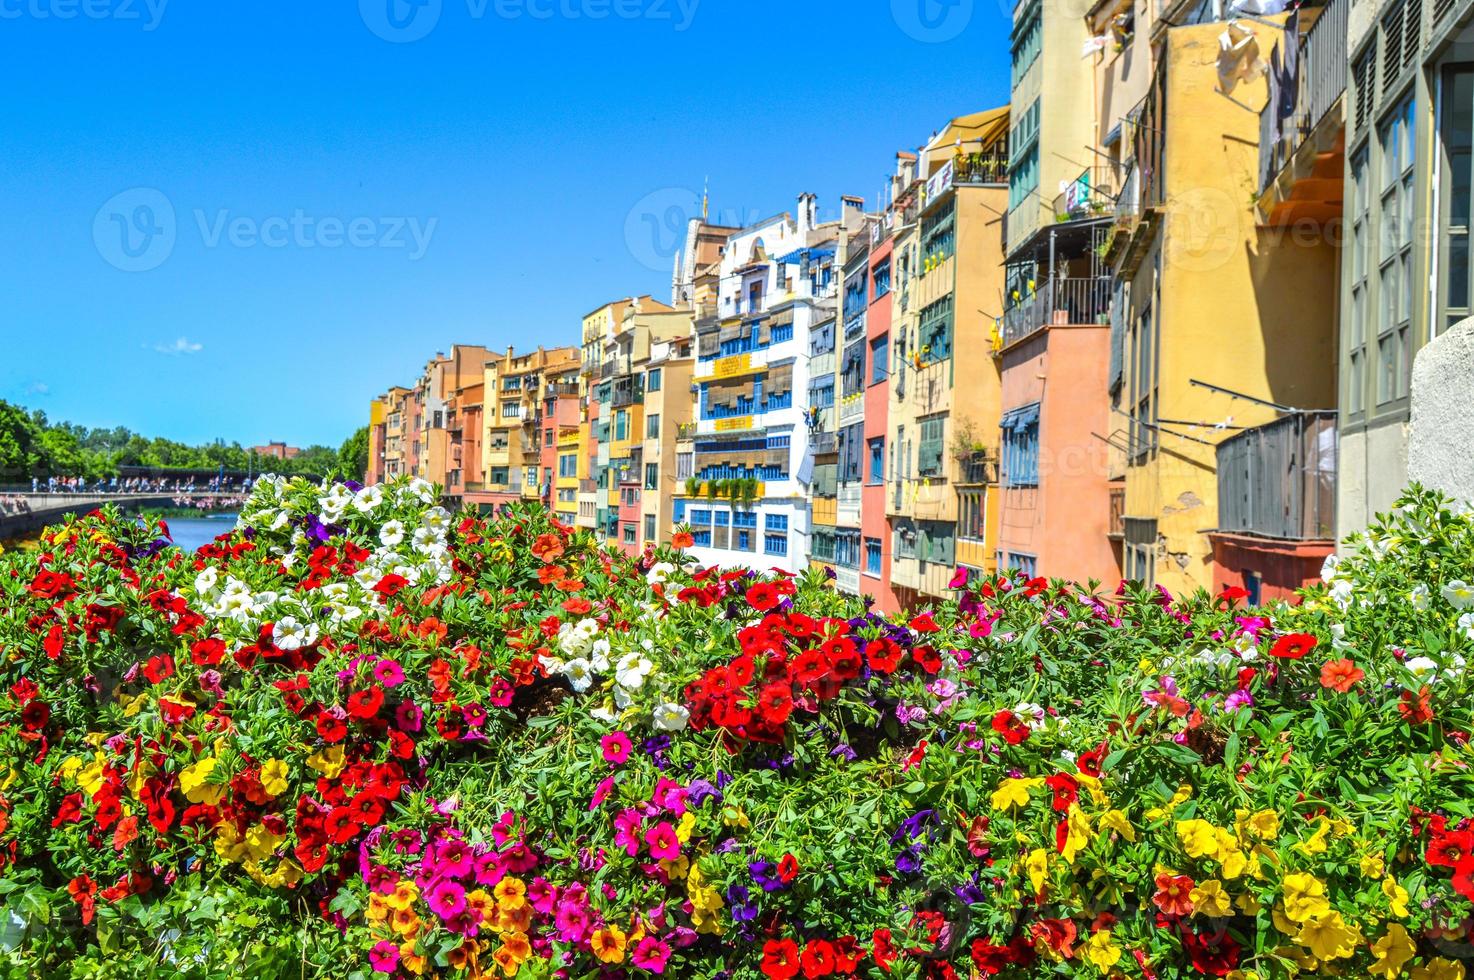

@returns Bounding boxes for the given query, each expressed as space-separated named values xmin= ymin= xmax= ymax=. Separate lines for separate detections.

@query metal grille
xmin=1403 ymin=0 xmax=1421 ymax=63
xmin=1353 ymin=49 xmax=1377 ymax=132
xmin=1215 ymin=412 xmax=1338 ymax=540
xmin=1382 ymin=2 xmax=1404 ymax=81
xmin=1434 ymin=0 xmax=1455 ymax=25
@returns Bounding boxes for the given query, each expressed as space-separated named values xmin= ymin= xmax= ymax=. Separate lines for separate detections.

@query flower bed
xmin=0 ymin=476 xmax=1471 ymax=979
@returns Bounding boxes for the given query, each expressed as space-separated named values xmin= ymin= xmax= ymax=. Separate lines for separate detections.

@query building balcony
xmin=955 ymin=451 xmax=998 ymax=487
xmin=836 ymin=482 xmax=861 ymax=526
xmin=834 ymin=566 xmax=861 ymax=596
xmin=1000 ymin=277 xmax=1112 ymax=348
xmin=692 ymin=334 xmax=800 ymax=380
xmin=1257 ymin=0 xmax=1347 ymax=225
xmin=1214 ymin=411 xmax=1337 ymax=541
xmin=1052 ymin=165 xmax=1118 ymax=223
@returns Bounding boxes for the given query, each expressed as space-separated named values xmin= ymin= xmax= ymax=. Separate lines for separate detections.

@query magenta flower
xmin=373 ymin=658 xmax=405 ymax=687
xmin=553 ymin=899 xmax=593 ymax=943
xmin=645 ymin=821 xmax=681 ymax=861
xmin=614 ymin=808 xmax=643 ymax=856
xmin=396 ymin=701 xmax=423 ymax=732
xmin=426 ymin=878 xmax=467 ymax=920
xmin=589 ymin=775 xmax=615 ymax=811
xmin=601 ymin=731 xmax=632 ymax=765
xmin=432 ymin=837 xmax=475 ymax=879
xmin=369 ymin=940 xmax=400 ymax=974
xmin=631 ymin=936 xmax=672 ymax=973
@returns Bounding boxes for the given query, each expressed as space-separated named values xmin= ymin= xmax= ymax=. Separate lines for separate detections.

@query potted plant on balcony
xmin=737 ymin=477 xmax=758 ymax=509
xmin=705 ymin=479 xmax=722 ymax=503
xmin=684 ymin=476 xmax=701 ymax=498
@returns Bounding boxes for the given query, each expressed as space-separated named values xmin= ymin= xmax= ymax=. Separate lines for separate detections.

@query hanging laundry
xmin=1082 ymin=34 xmax=1110 ymax=57
xmin=1277 ymin=7 xmax=1300 ymax=121
xmin=1216 ymin=21 xmax=1268 ymax=96
xmin=1230 ymin=0 xmax=1289 ymax=14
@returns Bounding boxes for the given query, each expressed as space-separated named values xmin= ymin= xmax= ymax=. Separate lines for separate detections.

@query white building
xmin=676 ymin=194 xmax=857 ymax=574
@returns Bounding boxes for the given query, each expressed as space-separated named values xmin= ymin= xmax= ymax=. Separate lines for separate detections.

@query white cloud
xmin=26 ymin=382 xmax=49 ymax=396
xmin=152 ymin=336 xmax=204 ymax=355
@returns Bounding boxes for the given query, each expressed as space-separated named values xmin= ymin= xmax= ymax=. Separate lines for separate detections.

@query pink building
xmin=862 ymin=235 xmax=899 ymax=612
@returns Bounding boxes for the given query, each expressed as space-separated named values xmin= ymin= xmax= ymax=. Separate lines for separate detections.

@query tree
xmin=339 ymin=426 xmax=370 ymax=482
xmin=0 ymin=400 xmax=39 ymax=481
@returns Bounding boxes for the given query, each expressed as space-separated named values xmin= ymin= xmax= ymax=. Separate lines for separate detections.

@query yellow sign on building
xmin=712 ymin=353 xmax=753 ymax=379
xmin=714 ymin=416 xmax=753 ymax=432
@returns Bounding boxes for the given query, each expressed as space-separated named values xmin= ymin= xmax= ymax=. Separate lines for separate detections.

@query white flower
xmin=380 ymin=520 xmax=406 ymax=547
xmin=1405 ymin=656 xmax=1440 ymax=680
xmin=1319 ymin=553 xmax=1340 ymax=580
xmin=1458 ymin=612 xmax=1474 ymax=640
xmin=562 ymin=658 xmax=594 ymax=693
xmin=268 ymin=510 xmax=290 ymax=531
xmin=615 ymin=652 xmax=653 ymax=689
xmin=273 ymin=616 xmax=319 ymax=651
xmin=647 ymin=561 xmax=676 ymax=585
xmin=1441 ymin=580 xmax=1474 ymax=609
xmin=412 ymin=526 xmax=444 ymax=555
xmin=590 ymin=638 xmax=611 ymax=672
xmin=353 ymin=485 xmax=385 ymax=513
xmin=1328 ymin=579 xmax=1353 ymax=609
xmin=613 ymin=686 xmax=634 ymax=709
xmin=328 ymin=603 xmax=363 ymax=625
xmin=590 ymin=703 xmax=618 ymax=723
xmin=320 ymin=582 xmax=350 ymax=601
xmin=422 ymin=506 xmax=451 ymax=532
xmin=194 ymin=567 xmax=220 ymax=596
xmin=652 ymin=702 xmax=689 ymax=731
xmin=1410 ymin=584 xmax=1431 ymax=611
xmin=405 ymin=478 xmax=434 ymax=503
xmin=1013 ymin=702 xmax=1047 ymax=730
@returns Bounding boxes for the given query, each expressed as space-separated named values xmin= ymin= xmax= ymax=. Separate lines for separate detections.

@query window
xmin=921 ymin=198 xmax=955 ymax=266
xmin=643 ymin=514 xmax=656 ymax=541
xmin=1128 ymin=262 xmax=1161 ymax=462
xmin=1376 ymin=93 xmax=1415 ymax=406
xmin=958 ymin=488 xmax=986 ymax=541
xmin=839 ymin=422 xmax=865 ymax=483
xmin=558 ymin=453 xmax=577 ymax=478
xmin=676 ymin=452 xmax=694 ymax=479
xmin=918 ymin=522 xmax=954 ymax=566
xmin=544 ymin=429 xmax=555 ymax=447
xmin=646 ymin=413 xmax=661 ymax=439
xmin=868 ymin=437 xmax=885 ymax=484
xmin=864 ymin=537 xmax=882 ymax=576
xmin=764 ymin=532 xmax=788 ymax=556
xmin=614 ymin=409 xmax=630 ymax=441
xmin=1439 ymin=65 xmax=1472 ymax=333
xmin=1347 ymin=148 xmax=1371 ymax=416
xmin=622 ymin=524 xmax=636 ymax=544
xmin=917 ymin=414 xmax=946 ymax=477
xmin=812 ymin=527 xmax=836 ymax=561
xmin=1009 ymin=99 xmax=1041 ymax=164
xmin=835 ymin=529 xmax=860 ymax=568
xmin=872 ymin=257 xmax=891 ymax=298
xmin=1002 ymin=552 xmax=1038 ymax=577
xmin=644 ymin=463 xmax=659 ymax=490
xmin=870 ymin=336 xmax=889 ymax=384
xmin=1011 ymin=7 xmax=1042 ymax=87
xmin=765 ymin=513 xmax=789 ymax=532
xmin=918 ymin=295 xmax=954 ymax=361
xmin=1008 ymin=143 xmax=1040 ymax=212
xmin=646 ymin=368 xmax=662 ymax=392
xmin=1001 ymin=404 xmax=1041 ymax=487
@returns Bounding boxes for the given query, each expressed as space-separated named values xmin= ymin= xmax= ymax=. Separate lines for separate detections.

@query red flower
xmin=747 ymin=582 xmax=782 ymax=612
xmin=316 ymin=711 xmax=348 ymax=743
xmin=672 ymin=531 xmax=694 ymax=549
xmin=1268 ymin=632 xmax=1318 ymax=660
xmin=346 ymin=687 xmax=385 ymax=720
xmin=1319 ymin=658 xmax=1364 ymax=693
xmin=912 ymin=645 xmax=943 ymax=674
xmin=1427 ymin=829 xmax=1474 ymax=868
xmin=909 ymin=611 xmax=939 ymax=634
xmin=67 ymin=875 xmax=98 ymax=925
xmin=20 ymin=700 xmax=49 ymax=732
xmin=43 ymin=623 xmax=65 ymax=660
xmin=1077 ymin=740 xmax=1109 ymax=778
xmin=1399 ymin=686 xmax=1435 ymax=724
xmin=832 ymin=936 xmax=865 ymax=972
xmin=1153 ymin=873 xmax=1195 ymax=917
xmin=82 ymin=603 xmax=124 ymax=640
xmin=991 ymin=710 xmax=1031 ymax=745
xmin=531 ymin=533 xmax=566 ymax=563
xmin=1044 ymin=773 xmax=1078 ymax=812
xmin=1180 ymin=928 xmax=1240 ymax=976
xmin=142 ymin=654 xmax=175 ymax=685
xmin=756 ymin=683 xmax=794 ymax=726
xmin=372 ymin=574 xmax=409 ymax=598
xmin=1028 ymin=918 xmax=1077 ymax=959
xmin=870 ymin=929 xmax=898 ymax=973
xmin=190 ymin=637 xmax=226 ymax=666
xmin=1453 ymin=859 xmax=1474 ymax=901
xmin=777 ymin=852 xmax=800 ymax=883
xmin=789 ymin=649 xmax=829 ymax=688
xmin=761 ymin=938 xmax=801 ymax=980
xmin=800 ymin=939 xmax=836 ymax=979
xmin=866 ymin=637 xmax=904 ymax=673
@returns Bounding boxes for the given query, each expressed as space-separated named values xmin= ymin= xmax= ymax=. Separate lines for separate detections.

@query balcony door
xmin=1439 ymin=65 xmax=1472 ymax=334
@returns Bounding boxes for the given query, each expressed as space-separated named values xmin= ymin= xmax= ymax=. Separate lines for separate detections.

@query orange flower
xmin=531 ymin=532 xmax=566 ymax=563
xmin=1398 ymin=686 xmax=1434 ymax=724
xmin=1153 ymin=873 xmax=1195 ymax=917
xmin=672 ymin=531 xmax=694 ymax=549
xmin=1319 ymin=658 xmax=1364 ymax=693
xmin=591 ymin=925 xmax=628 ymax=963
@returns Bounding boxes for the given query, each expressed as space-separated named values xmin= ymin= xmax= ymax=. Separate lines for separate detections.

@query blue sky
xmin=0 ymin=0 xmax=1009 ymax=448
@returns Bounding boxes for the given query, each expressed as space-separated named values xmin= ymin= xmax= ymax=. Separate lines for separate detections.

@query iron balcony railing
xmin=1052 ymin=165 xmax=1117 ymax=222
xmin=1215 ymin=411 xmax=1337 ymax=540
xmin=953 ymin=150 xmax=1010 ymax=185
xmin=1257 ymin=0 xmax=1348 ymax=193
xmin=1000 ymin=277 xmax=1112 ymax=347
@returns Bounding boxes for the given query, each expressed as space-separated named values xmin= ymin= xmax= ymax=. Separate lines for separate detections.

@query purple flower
xmin=1223 ymin=689 xmax=1255 ymax=713
xmin=749 ymin=860 xmax=786 ymax=893
xmin=895 ymin=846 xmax=924 ymax=875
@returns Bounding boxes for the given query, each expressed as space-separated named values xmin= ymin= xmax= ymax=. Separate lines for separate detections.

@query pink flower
xmin=431 ymin=837 xmax=475 ymax=879
xmin=554 ymin=899 xmax=593 ymax=943
xmin=601 ymin=731 xmax=632 ymax=765
xmin=632 ymin=936 xmax=672 ymax=973
xmin=396 ymin=701 xmax=423 ymax=732
xmin=487 ymin=677 xmax=514 ymax=707
xmin=369 ymin=940 xmax=400 ymax=973
xmin=426 ymin=878 xmax=467 ymax=920
xmin=373 ymin=658 xmax=405 ymax=687
xmin=645 ymin=822 xmax=681 ymax=861
xmin=589 ymin=775 xmax=615 ymax=811
xmin=614 ymin=809 xmax=643 ymax=856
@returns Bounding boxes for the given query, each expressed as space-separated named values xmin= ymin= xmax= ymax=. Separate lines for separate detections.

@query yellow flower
xmin=590 ymin=925 xmax=627 ymax=964
xmin=1294 ymin=817 xmax=1331 ymax=856
xmin=306 ymin=744 xmax=346 ymax=778
xmin=493 ymin=876 xmax=526 ymax=911
xmin=1076 ymin=774 xmax=1111 ymax=806
xmin=76 ymin=756 xmax=107 ymax=796
xmin=1295 ymin=911 xmax=1362 ymax=961
xmin=676 ymin=810 xmax=696 ymax=843
xmin=179 ymin=757 xmax=223 ymax=805
xmin=1381 ymin=875 xmax=1410 ymax=918
xmin=399 ymin=940 xmax=427 ymax=975
xmin=721 ymin=806 xmax=750 ymax=830
xmin=991 ymin=777 xmax=1042 ymax=811
xmin=1359 ymin=851 xmax=1386 ymax=879
xmin=1191 ymin=879 xmax=1232 ymax=918
xmin=1246 ymin=809 xmax=1280 ymax=840
xmin=1098 ymin=808 xmax=1136 ymax=842
xmin=1146 ymin=783 xmax=1194 ymax=821
xmin=1083 ymin=928 xmax=1122 ymax=973
xmin=1025 ymin=848 xmax=1049 ymax=895
xmin=385 ymin=881 xmax=418 ymax=912
xmin=1409 ymin=958 xmax=1467 ymax=980
xmin=1219 ymin=846 xmax=1249 ymax=880
xmin=659 ymin=855 xmax=690 ymax=880
xmin=1176 ymin=819 xmax=1220 ymax=859
xmin=1369 ymin=924 xmax=1416 ymax=979
xmin=1060 ymin=804 xmax=1091 ymax=865
xmin=1235 ymin=892 xmax=1261 ymax=915
xmin=497 ymin=931 xmax=531 ymax=967
xmin=1280 ymin=872 xmax=1331 ymax=923
xmin=260 ymin=759 xmax=289 ymax=797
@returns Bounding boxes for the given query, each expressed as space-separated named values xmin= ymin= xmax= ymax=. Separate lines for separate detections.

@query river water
xmin=164 ymin=513 xmax=240 ymax=551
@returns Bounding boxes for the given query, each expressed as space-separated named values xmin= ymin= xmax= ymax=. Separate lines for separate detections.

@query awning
xmin=1002 ymin=403 xmax=1041 ymax=431
xmin=775 ymin=246 xmax=836 ymax=266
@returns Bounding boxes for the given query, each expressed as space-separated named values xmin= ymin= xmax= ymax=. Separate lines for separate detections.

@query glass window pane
xmin=1449 ymin=235 xmax=1470 ymax=311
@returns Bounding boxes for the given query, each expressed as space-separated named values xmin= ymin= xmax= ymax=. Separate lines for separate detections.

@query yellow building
xmin=1112 ymin=20 xmax=1338 ymax=593
xmin=637 ymin=332 xmax=696 ymax=548
xmin=886 ymin=110 xmax=1009 ymax=607
xmin=475 ymin=346 xmax=579 ymax=511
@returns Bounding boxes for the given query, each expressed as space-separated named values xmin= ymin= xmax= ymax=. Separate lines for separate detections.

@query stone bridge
xmin=0 ymin=492 xmax=238 ymax=541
